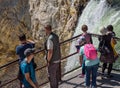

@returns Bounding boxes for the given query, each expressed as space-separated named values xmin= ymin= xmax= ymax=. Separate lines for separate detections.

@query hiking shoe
xmin=79 ymin=74 xmax=85 ymax=78
xmin=85 ymin=86 xmax=90 ymax=88
xmin=59 ymin=80 xmax=63 ymax=84
xmin=101 ymin=73 xmax=104 ymax=79
xmin=106 ymin=75 xmax=113 ymax=78
xmin=91 ymin=86 xmax=97 ymax=88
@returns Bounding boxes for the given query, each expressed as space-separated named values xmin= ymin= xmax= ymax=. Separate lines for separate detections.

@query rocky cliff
xmin=0 ymin=0 xmax=88 ymax=87
xmin=0 ymin=0 xmax=87 ymax=66
xmin=0 ymin=0 xmax=31 ymax=73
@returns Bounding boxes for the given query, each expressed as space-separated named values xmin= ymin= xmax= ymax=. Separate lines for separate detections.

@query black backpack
xmin=98 ymin=36 xmax=111 ymax=55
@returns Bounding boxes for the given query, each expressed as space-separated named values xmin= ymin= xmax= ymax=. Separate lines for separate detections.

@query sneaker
xmin=106 ymin=75 xmax=113 ymax=78
xmin=91 ymin=86 xmax=97 ymax=88
xmin=101 ymin=73 xmax=104 ymax=79
xmin=79 ymin=74 xmax=85 ymax=78
xmin=85 ymin=86 xmax=90 ymax=88
xmin=59 ymin=80 xmax=63 ymax=84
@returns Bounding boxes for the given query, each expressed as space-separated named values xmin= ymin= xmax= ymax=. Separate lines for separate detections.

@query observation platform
xmin=0 ymin=33 xmax=120 ymax=88
xmin=43 ymin=68 xmax=120 ymax=88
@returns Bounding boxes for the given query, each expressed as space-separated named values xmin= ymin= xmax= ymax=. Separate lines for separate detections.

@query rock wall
xmin=0 ymin=0 xmax=31 ymax=68
xmin=0 ymin=0 xmax=88 ymax=61
xmin=0 ymin=0 xmax=87 ymax=76
xmin=30 ymin=0 xmax=85 ymax=46
xmin=0 ymin=0 xmax=87 ymax=87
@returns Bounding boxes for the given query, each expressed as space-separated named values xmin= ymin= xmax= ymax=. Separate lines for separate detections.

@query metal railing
xmin=0 ymin=34 xmax=82 ymax=88
xmin=0 ymin=33 xmax=120 ymax=88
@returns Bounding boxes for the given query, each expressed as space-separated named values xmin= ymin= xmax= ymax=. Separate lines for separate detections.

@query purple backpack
xmin=82 ymin=33 xmax=91 ymax=44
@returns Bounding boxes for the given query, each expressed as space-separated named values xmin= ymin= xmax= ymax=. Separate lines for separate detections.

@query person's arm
xmin=47 ymin=49 xmax=53 ymax=63
xmin=47 ymin=39 xmax=53 ymax=65
xmin=25 ymin=73 xmax=38 ymax=88
xmin=79 ymin=55 xmax=83 ymax=66
xmin=79 ymin=46 xmax=84 ymax=66
xmin=16 ymin=46 xmax=21 ymax=61
xmin=27 ymin=39 xmax=35 ymax=44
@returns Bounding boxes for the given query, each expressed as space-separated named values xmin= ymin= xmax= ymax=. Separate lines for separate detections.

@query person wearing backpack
xmin=79 ymin=37 xmax=99 ymax=88
xmin=98 ymin=26 xmax=115 ymax=79
xmin=77 ymin=24 xmax=93 ymax=78
xmin=81 ymin=24 xmax=93 ymax=44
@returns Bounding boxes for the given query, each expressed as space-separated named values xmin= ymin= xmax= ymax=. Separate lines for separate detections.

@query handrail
xmin=1 ymin=33 xmax=120 ymax=87
xmin=0 ymin=59 xmax=19 ymax=69
xmin=0 ymin=34 xmax=82 ymax=87
xmin=1 ymin=33 xmax=120 ymax=69
xmin=0 ymin=52 xmax=78 ymax=87
xmin=0 ymin=34 xmax=82 ymax=70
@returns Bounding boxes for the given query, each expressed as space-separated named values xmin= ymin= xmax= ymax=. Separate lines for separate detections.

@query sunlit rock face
xmin=29 ymin=0 xmax=84 ymax=43
xmin=0 ymin=0 xmax=86 ymax=75
xmin=0 ymin=0 xmax=31 ymax=66
xmin=0 ymin=0 xmax=87 ymax=87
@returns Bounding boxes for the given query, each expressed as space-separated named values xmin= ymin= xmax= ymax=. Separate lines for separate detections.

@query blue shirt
xmin=16 ymin=43 xmax=35 ymax=62
xmin=79 ymin=46 xmax=99 ymax=66
xmin=20 ymin=59 xmax=36 ymax=88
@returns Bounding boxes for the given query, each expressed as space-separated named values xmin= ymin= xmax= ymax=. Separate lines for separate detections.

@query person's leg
xmin=85 ymin=66 xmax=91 ymax=87
xmin=107 ymin=63 xmax=113 ymax=78
xmin=82 ymin=60 xmax=85 ymax=75
xmin=102 ymin=63 xmax=107 ymax=74
xmin=101 ymin=63 xmax=107 ymax=79
xmin=79 ymin=60 xmax=85 ymax=78
xmin=48 ymin=63 xmax=59 ymax=88
xmin=91 ymin=64 xmax=99 ymax=87
xmin=57 ymin=62 xmax=61 ymax=82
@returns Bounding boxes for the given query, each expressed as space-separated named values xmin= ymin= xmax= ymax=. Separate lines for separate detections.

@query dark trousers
xmin=102 ymin=63 xmax=113 ymax=75
xmin=85 ymin=64 xmax=99 ymax=87
xmin=48 ymin=63 xmax=61 ymax=88
xmin=82 ymin=60 xmax=85 ymax=75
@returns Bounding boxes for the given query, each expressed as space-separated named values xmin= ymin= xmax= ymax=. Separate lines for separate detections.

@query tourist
xmin=44 ymin=25 xmax=61 ymax=88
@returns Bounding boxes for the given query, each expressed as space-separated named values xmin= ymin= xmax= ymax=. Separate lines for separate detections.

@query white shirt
xmin=47 ymin=39 xmax=53 ymax=50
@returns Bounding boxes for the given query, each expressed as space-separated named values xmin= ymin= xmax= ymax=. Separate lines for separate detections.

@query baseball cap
xmin=24 ymin=48 xmax=35 ymax=57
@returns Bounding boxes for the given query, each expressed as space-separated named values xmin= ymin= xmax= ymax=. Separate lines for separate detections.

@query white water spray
xmin=65 ymin=0 xmax=109 ymax=72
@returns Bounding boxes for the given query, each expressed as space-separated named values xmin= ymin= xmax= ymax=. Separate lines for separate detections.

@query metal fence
xmin=0 ymin=33 xmax=120 ymax=88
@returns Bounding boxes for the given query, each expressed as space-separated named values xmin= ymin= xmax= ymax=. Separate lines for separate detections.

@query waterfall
xmin=65 ymin=0 xmax=120 ymax=72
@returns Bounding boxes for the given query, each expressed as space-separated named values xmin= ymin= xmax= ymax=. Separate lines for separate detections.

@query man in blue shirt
xmin=20 ymin=48 xmax=38 ymax=88
xmin=16 ymin=34 xmax=36 ymax=87
xmin=16 ymin=34 xmax=35 ymax=63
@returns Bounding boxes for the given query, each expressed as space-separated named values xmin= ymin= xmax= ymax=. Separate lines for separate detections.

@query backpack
xmin=98 ymin=36 xmax=111 ymax=55
xmin=84 ymin=44 xmax=97 ymax=60
xmin=82 ymin=33 xmax=92 ymax=44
